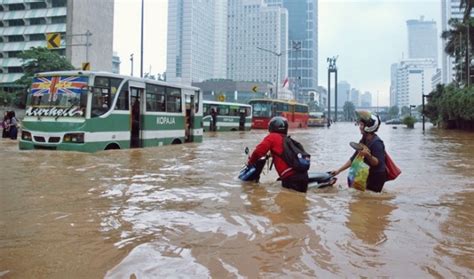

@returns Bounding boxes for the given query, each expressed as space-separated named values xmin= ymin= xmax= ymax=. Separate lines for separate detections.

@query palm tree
xmin=442 ymin=19 xmax=468 ymax=84
xmin=459 ymin=0 xmax=473 ymax=85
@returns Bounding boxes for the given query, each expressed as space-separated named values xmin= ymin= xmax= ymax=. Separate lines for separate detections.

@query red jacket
xmin=247 ymin=132 xmax=295 ymax=179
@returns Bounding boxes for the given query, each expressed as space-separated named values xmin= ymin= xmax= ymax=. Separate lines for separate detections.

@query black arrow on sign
xmin=48 ymin=34 xmax=59 ymax=48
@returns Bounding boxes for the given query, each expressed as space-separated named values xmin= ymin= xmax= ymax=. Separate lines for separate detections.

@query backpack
xmin=279 ymin=136 xmax=311 ymax=172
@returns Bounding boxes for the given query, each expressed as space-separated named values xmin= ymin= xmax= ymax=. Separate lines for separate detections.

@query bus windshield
xmin=26 ymin=75 xmax=88 ymax=117
xmin=251 ymin=101 xmax=272 ymax=118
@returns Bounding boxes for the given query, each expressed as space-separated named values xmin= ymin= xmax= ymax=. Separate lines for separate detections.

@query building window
xmin=9 ymin=67 xmax=24 ymax=73
xmin=8 ymin=3 xmax=25 ymax=11
xmin=52 ymin=0 xmax=67 ymax=7
xmin=8 ymin=51 xmax=22 ymax=58
xmin=8 ymin=35 xmax=24 ymax=42
xmin=51 ymin=16 xmax=66 ymax=24
xmin=30 ymin=18 xmax=46 ymax=25
xmin=30 ymin=34 xmax=45 ymax=41
xmin=30 ymin=2 xmax=47 ymax=9
xmin=8 ymin=19 xmax=24 ymax=26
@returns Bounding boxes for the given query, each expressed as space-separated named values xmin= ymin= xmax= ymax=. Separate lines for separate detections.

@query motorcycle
xmin=238 ymin=147 xmax=337 ymax=189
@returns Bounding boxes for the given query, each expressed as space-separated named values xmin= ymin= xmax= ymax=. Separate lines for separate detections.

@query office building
xmin=360 ymin=92 xmax=372 ymax=107
xmin=406 ymin=17 xmax=438 ymax=66
xmin=227 ymin=0 xmax=288 ymax=95
xmin=266 ymin=0 xmax=318 ymax=103
xmin=0 ymin=0 xmax=114 ymax=85
xmin=441 ymin=0 xmax=474 ymax=83
xmin=395 ymin=59 xmax=437 ymax=108
xmin=337 ymin=80 xmax=350 ymax=105
xmin=166 ymin=0 xmax=227 ymax=85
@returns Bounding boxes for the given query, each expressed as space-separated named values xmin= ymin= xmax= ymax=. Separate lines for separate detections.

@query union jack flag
xmin=31 ymin=76 xmax=88 ymax=102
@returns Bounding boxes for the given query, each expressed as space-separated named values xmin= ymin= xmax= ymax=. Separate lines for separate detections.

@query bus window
xmin=91 ymin=87 xmax=110 ymax=117
xmin=166 ymin=87 xmax=182 ymax=112
xmin=115 ymin=81 xmax=129 ymax=110
xmin=146 ymin=84 xmax=166 ymax=112
xmin=218 ymin=105 xmax=229 ymax=115
xmin=252 ymin=102 xmax=272 ymax=117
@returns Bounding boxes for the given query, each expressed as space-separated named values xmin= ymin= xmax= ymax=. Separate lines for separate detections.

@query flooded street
xmin=1 ymin=123 xmax=473 ymax=278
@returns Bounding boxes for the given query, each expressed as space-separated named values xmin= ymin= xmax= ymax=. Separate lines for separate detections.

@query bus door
xmin=239 ymin=107 xmax=246 ymax=131
xmin=185 ymin=93 xmax=194 ymax=142
xmin=130 ymin=87 xmax=143 ymax=148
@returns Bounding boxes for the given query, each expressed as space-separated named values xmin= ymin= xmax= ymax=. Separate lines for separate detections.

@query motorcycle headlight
xmin=21 ymin=131 xmax=32 ymax=141
xmin=63 ymin=133 xmax=84 ymax=143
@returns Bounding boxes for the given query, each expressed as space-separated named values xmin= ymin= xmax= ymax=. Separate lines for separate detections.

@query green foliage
xmin=425 ymin=84 xmax=474 ymax=125
xmin=403 ymin=115 xmax=416 ymax=128
xmin=388 ymin=105 xmax=399 ymax=119
xmin=342 ymin=101 xmax=355 ymax=121
xmin=16 ymin=47 xmax=75 ymax=87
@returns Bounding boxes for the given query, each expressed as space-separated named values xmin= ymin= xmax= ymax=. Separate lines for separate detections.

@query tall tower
xmin=227 ymin=0 xmax=288 ymax=88
xmin=166 ymin=0 xmax=227 ymax=85
xmin=267 ymin=0 xmax=318 ymax=103
xmin=406 ymin=17 xmax=438 ymax=66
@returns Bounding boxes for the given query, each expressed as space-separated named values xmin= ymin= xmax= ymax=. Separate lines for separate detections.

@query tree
xmin=342 ymin=101 xmax=355 ymax=121
xmin=388 ymin=105 xmax=399 ymax=119
xmin=16 ymin=47 xmax=75 ymax=87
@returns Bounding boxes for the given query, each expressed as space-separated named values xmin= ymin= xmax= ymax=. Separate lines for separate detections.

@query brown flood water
xmin=1 ymin=123 xmax=473 ymax=278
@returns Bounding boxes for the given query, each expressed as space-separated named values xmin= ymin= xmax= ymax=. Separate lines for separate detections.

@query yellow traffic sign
xmin=46 ymin=33 xmax=61 ymax=49
xmin=217 ymin=94 xmax=225 ymax=102
xmin=252 ymin=85 xmax=258 ymax=93
xmin=82 ymin=62 xmax=90 ymax=71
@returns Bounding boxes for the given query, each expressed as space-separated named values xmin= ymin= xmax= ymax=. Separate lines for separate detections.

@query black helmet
xmin=268 ymin=116 xmax=288 ymax=134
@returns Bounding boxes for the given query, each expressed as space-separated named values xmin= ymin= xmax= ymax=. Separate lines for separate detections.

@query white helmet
xmin=355 ymin=110 xmax=380 ymax=133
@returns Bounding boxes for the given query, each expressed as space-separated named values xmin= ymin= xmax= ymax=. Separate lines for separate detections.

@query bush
xmin=403 ymin=116 xmax=416 ymax=128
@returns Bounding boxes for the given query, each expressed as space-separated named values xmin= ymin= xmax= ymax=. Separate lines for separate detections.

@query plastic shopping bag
xmin=347 ymin=154 xmax=369 ymax=191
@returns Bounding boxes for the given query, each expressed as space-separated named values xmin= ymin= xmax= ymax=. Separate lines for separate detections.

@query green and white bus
xmin=19 ymin=71 xmax=203 ymax=152
xmin=203 ymin=100 xmax=252 ymax=132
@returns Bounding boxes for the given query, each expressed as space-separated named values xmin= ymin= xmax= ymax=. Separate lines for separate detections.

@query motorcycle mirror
xmin=244 ymin=147 xmax=249 ymax=155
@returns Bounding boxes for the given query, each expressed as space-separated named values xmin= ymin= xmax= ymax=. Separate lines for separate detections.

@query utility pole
xmin=140 ymin=0 xmax=144 ymax=78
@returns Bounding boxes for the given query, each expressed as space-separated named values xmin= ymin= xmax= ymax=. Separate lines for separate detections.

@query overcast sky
xmin=114 ymin=0 xmax=441 ymax=106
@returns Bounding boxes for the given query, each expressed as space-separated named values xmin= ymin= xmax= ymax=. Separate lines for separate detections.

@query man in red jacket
xmin=247 ymin=116 xmax=309 ymax=192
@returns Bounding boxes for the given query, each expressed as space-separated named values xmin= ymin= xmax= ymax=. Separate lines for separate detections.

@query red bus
xmin=248 ymin=99 xmax=309 ymax=129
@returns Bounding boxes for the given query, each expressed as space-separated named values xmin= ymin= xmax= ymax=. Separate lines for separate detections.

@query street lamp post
xmin=130 ymin=53 xmax=134 ymax=76
xmin=140 ymin=0 xmax=144 ymax=78
xmin=327 ymin=56 xmax=338 ymax=127
xmin=292 ymin=41 xmax=302 ymax=102
xmin=257 ymin=47 xmax=282 ymax=99
xmin=422 ymin=94 xmax=431 ymax=132
xmin=409 ymin=105 xmax=416 ymax=117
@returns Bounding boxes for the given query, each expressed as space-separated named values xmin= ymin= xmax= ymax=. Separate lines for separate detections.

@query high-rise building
xmin=350 ymin=88 xmax=360 ymax=107
xmin=441 ymin=0 xmax=474 ymax=84
xmin=337 ymin=81 xmax=350 ymax=106
xmin=166 ymin=0 xmax=227 ymax=85
xmin=227 ymin=0 xmax=288 ymax=93
xmin=266 ymin=0 xmax=318 ymax=103
xmin=360 ymin=92 xmax=372 ymax=107
xmin=390 ymin=63 xmax=399 ymax=107
xmin=406 ymin=17 xmax=438 ymax=66
xmin=395 ymin=59 xmax=437 ymax=108
xmin=0 ymin=0 xmax=114 ymax=85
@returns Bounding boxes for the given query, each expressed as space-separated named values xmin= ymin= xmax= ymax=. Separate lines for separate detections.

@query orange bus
xmin=248 ymin=99 xmax=309 ymax=129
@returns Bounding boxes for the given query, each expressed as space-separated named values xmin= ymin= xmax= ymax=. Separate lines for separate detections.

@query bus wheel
xmin=105 ymin=143 xmax=120 ymax=150
xmin=231 ymin=128 xmax=237 ymax=131
xmin=171 ymin=139 xmax=182 ymax=144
